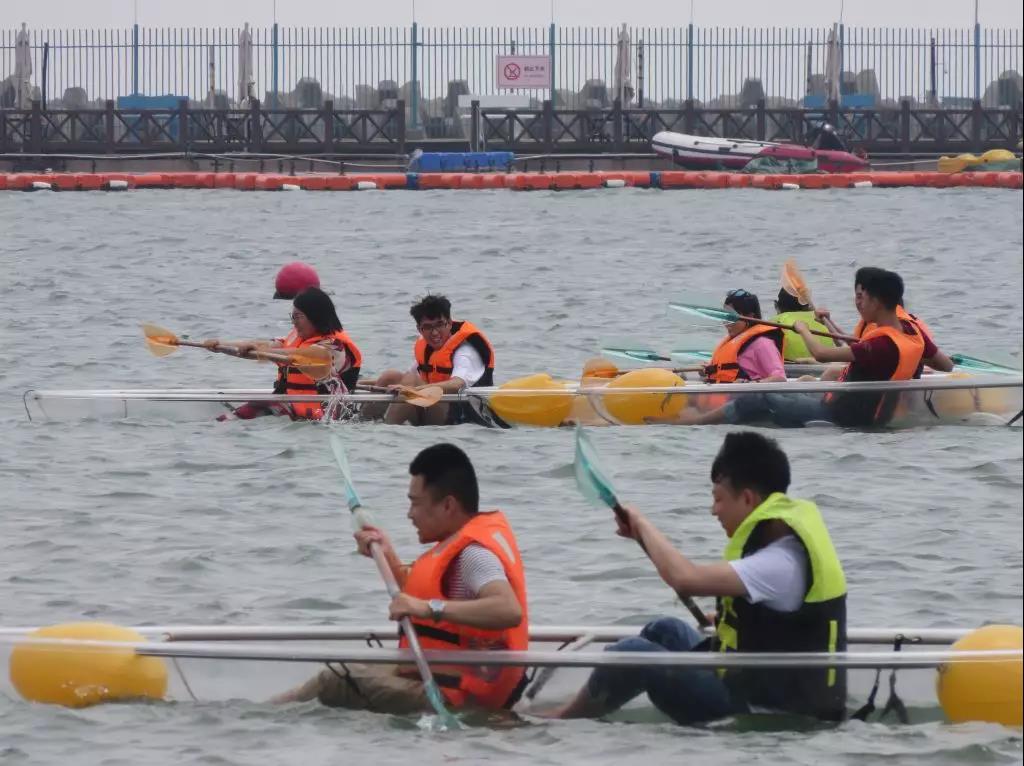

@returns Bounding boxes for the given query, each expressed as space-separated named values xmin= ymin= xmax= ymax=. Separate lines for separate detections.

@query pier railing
xmin=1 ymin=99 xmax=1020 ymax=157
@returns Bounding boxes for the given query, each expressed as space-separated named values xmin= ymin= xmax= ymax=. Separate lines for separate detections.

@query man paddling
xmin=272 ymin=444 xmax=529 ymax=714
xmin=362 ymin=294 xmax=497 ymax=426
xmin=554 ymin=431 xmax=847 ymax=724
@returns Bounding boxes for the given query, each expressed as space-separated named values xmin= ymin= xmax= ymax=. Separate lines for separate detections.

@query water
xmin=1 ymin=188 xmax=1022 ymax=765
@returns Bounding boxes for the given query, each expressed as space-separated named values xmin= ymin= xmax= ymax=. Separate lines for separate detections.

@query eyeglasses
xmin=727 ymin=288 xmax=752 ymax=299
xmin=418 ymin=319 xmax=449 ymax=333
xmin=291 ymin=311 xmax=308 ymax=323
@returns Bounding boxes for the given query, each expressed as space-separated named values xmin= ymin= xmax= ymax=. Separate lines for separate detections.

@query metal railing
xmin=2 ymin=25 xmax=1021 ymax=120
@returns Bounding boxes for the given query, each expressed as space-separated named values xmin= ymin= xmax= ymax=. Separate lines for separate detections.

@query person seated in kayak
xmin=206 ymin=287 xmax=362 ymax=420
xmin=758 ymin=267 xmax=931 ymax=427
xmin=271 ymin=443 xmax=529 ymax=715
xmin=648 ymin=289 xmax=786 ymax=425
xmin=361 ymin=294 xmax=496 ymax=426
xmin=813 ymin=287 xmax=953 ymax=377
xmin=551 ymin=431 xmax=847 ymax=725
xmin=773 ymin=287 xmax=836 ymax=362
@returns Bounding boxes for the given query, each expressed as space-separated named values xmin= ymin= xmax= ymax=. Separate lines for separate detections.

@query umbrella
xmin=237 ymin=22 xmax=254 ymax=106
xmin=613 ymin=23 xmax=634 ymax=107
xmin=824 ymin=23 xmax=840 ymax=104
xmin=15 ymin=22 xmax=33 ymax=109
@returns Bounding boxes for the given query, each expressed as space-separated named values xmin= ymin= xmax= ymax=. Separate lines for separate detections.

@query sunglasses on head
xmin=727 ymin=288 xmax=752 ymax=299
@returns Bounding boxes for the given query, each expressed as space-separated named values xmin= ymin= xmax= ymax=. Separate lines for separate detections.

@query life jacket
xmin=715 ymin=492 xmax=848 ymax=721
xmin=414 ymin=320 xmax=495 ymax=387
xmin=773 ymin=311 xmax=835 ymax=361
xmin=854 ymin=306 xmax=934 ymax=343
xmin=700 ymin=325 xmax=784 ymax=411
xmin=824 ymin=322 xmax=925 ymax=426
xmin=400 ymin=511 xmax=529 ymax=710
xmin=277 ymin=330 xmax=363 ymax=419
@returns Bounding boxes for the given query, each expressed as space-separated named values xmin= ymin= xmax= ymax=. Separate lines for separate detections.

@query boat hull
xmin=651 ymin=131 xmax=868 ymax=173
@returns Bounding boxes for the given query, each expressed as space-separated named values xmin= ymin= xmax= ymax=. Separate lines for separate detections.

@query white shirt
xmin=728 ymin=535 xmax=808 ymax=613
xmin=409 ymin=342 xmax=486 ymax=387
xmin=442 ymin=544 xmax=508 ymax=599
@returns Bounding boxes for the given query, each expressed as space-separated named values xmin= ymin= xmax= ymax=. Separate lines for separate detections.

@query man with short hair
xmin=554 ymin=431 xmax=847 ymax=724
xmin=272 ymin=443 xmax=528 ymax=714
xmin=363 ymin=294 xmax=497 ymax=425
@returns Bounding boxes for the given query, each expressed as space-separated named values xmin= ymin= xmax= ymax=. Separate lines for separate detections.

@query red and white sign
xmin=496 ymin=55 xmax=551 ymax=89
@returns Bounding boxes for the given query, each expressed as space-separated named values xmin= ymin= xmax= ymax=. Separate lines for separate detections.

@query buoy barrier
xmin=3 ymin=170 xmax=1021 ymax=192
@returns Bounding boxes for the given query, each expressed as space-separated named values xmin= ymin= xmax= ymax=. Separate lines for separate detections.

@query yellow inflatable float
xmin=488 ymin=373 xmax=574 ymax=427
xmin=937 ymin=148 xmax=1020 ymax=173
xmin=937 ymin=624 xmax=1023 ymax=727
xmin=9 ymin=622 xmax=168 ymax=707
xmin=600 ymin=368 xmax=688 ymax=425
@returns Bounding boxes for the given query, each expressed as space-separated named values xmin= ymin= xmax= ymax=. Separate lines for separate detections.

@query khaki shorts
xmin=316 ymin=663 xmax=431 ymax=715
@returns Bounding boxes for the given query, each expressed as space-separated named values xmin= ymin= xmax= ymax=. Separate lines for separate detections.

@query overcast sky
xmin=12 ymin=0 xmax=1024 ymax=29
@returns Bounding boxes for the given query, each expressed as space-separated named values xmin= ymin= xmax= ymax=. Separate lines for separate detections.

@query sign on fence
xmin=496 ymin=55 xmax=551 ymax=89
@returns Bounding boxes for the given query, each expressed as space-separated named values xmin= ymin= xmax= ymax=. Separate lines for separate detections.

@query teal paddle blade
xmin=600 ymin=343 xmax=671 ymax=363
xmin=669 ymin=301 xmax=739 ymax=324
xmin=574 ymin=426 xmax=619 ymax=509
xmin=951 ymin=353 xmax=1022 ymax=375
xmin=669 ymin=349 xmax=713 ymax=362
xmin=330 ymin=433 xmax=363 ymax=512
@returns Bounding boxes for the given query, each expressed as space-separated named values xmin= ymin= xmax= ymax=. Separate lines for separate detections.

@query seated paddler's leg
xmin=640 ymin=616 xmax=707 ymax=651
xmin=360 ymin=369 xmax=407 ymax=420
xmin=554 ymin=636 xmax=669 ymax=719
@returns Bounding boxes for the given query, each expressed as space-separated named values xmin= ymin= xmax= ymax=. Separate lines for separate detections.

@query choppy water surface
xmin=1 ymin=188 xmax=1022 ymax=765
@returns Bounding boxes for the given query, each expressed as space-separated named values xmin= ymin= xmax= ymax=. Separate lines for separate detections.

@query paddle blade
xmin=142 ymin=323 xmax=180 ymax=357
xmin=669 ymin=301 xmax=739 ymax=324
xmin=329 ymin=433 xmax=364 ymax=514
xmin=669 ymin=349 xmax=712 ymax=362
xmin=582 ymin=357 xmax=620 ymax=379
xmin=400 ymin=385 xmax=443 ymax=407
xmin=951 ymin=353 xmax=1022 ymax=375
xmin=573 ymin=427 xmax=619 ymax=509
xmin=781 ymin=258 xmax=813 ymax=306
xmin=599 ymin=344 xmax=671 ymax=363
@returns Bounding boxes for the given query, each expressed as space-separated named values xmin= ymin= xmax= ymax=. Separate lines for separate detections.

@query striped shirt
xmin=441 ymin=544 xmax=508 ymax=599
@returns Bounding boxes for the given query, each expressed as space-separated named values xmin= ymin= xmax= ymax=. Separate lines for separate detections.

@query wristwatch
xmin=428 ymin=599 xmax=446 ymax=622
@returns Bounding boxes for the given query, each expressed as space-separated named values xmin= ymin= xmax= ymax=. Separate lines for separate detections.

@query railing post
xmin=548 ymin=23 xmax=556 ymax=96
xmin=132 ymin=23 xmax=139 ymax=94
xmin=322 ymin=100 xmax=334 ymax=153
xmin=971 ymin=99 xmax=983 ymax=152
xmin=612 ymin=97 xmax=623 ymax=151
xmin=410 ymin=22 xmax=419 ymax=130
xmin=756 ymin=98 xmax=766 ymax=141
xmin=686 ymin=23 xmax=694 ymax=102
xmin=973 ymin=21 xmax=981 ymax=103
xmin=250 ymin=98 xmax=263 ymax=152
xmin=542 ymin=99 xmax=553 ymax=153
xmin=178 ymin=98 xmax=188 ymax=150
xmin=105 ymin=99 xmax=115 ymax=153
xmin=395 ymin=98 xmax=406 ymax=155
xmin=272 ymin=23 xmax=279 ymax=108
xmin=684 ymin=99 xmax=695 ymax=134
xmin=899 ymin=98 xmax=911 ymax=155
xmin=470 ymin=99 xmax=480 ymax=152
xmin=30 ymin=99 xmax=42 ymax=154
xmin=827 ymin=98 xmax=839 ymax=131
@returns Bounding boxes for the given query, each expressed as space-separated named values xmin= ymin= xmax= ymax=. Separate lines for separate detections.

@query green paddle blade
xmin=574 ymin=427 xmax=619 ymax=510
xmin=669 ymin=301 xmax=740 ymax=324
xmin=600 ymin=344 xmax=671 ymax=363
xmin=951 ymin=353 xmax=1022 ymax=375
xmin=669 ymin=349 xmax=713 ymax=362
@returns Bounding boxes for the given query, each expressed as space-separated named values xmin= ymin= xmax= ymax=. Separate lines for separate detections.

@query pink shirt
xmin=738 ymin=337 xmax=787 ymax=381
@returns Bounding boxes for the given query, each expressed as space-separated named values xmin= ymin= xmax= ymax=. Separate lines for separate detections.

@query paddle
xmin=585 ymin=355 xmax=701 ymax=378
xmin=355 ymin=383 xmax=444 ymax=408
xmin=951 ymin=353 xmax=1022 ymax=375
xmin=781 ymin=259 xmax=847 ymax=340
xmin=143 ymin=323 xmax=333 ymax=381
xmin=328 ymin=434 xmax=460 ymax=730
xmin=573 ymin=427 xmax=712 ymax=629
xmin=669 ymin=301 xmax=858 ymax=343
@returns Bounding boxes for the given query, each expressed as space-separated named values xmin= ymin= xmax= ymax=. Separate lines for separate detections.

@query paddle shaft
xmin=611 ymin=502 xmax=712 ymax=629
xmin=738 ymin=314 xmax=858 ymax=343
xmin=181 ymin=339 xmax=300 ymax=367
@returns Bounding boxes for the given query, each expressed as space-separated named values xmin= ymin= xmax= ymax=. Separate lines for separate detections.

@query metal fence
xmin=3 ymin=24 xmax=1021 ymax=118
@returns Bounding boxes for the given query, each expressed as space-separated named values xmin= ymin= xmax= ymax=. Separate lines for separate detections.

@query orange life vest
xmin=854 ymin=306 xmax=934 ymax=343
xmin=278 ymin=330 xmax=363 ymax=419
xmin=700 ymin=325 xmax=784 ymax=411
xmin=414 ymin=320 xmax=495 ymax=387
xmin=400 ymin=510 xmax=529 ymax=709
xmin=824 ymin=323 xmax=926 ymax=425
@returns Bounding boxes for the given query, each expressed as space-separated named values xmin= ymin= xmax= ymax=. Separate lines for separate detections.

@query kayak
xmin=23 ymin=373 xmax=1023 ymax=428
xmin=651 ymin=131 xmax=868 ymax=173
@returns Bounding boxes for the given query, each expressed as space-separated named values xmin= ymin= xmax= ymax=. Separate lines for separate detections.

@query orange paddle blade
xmin=142 ymin=323 xmax=181 ymax=357
xmin=582 ymin=357 xmax=620 ymax=379
xmin=781 ymin=259 xmax=813 ymax=306
xmin=399 ymin=385 xmax=443 ymax=407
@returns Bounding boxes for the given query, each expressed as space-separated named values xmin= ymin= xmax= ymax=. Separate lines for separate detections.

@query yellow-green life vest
xmin=715 ymin=492 xmax=848 ymax=720
xmin=773 ymin=311 xmax=836 ymax=361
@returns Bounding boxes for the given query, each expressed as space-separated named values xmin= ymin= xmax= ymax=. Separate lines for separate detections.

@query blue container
xmin=409 ymin=151 xmax=514 ymax=173
xmin=116 ymin=94 xmax=186 ymax=142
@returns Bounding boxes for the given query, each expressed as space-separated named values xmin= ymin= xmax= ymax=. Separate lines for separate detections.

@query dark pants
xmin=585 ymin=617 xmax=747 ymax=724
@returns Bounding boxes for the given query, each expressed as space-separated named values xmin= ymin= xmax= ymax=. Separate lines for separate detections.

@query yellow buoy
xmin=9 ymin=622 xmax=168 ymax=708
xmin=928 ymin=374 xmax=1016 ymax=419
xmin=602 ymin=368 xmax=687 ymax=425
xmin=488 ymin=373 xmax=574 ymax=428
xmin=936 ymin=624 xmax=1023 ymax=727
